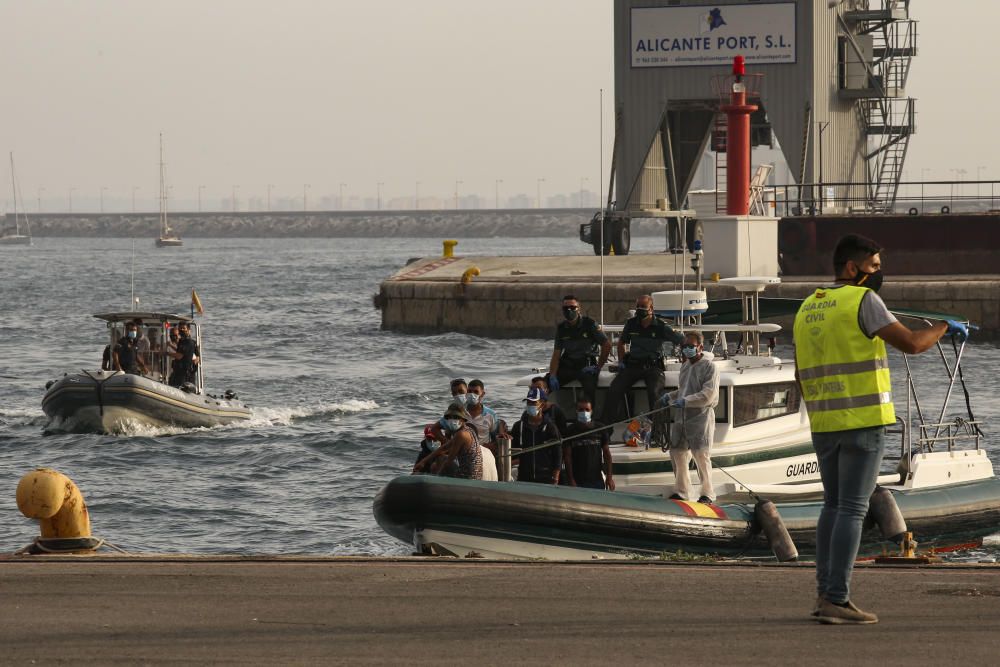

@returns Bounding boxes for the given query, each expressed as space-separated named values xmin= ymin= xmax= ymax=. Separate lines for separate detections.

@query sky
xmin=0 ymin=1 xmax=994 ymax=211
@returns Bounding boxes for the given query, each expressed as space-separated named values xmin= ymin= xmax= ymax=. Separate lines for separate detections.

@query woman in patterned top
xmin=413 ymin=402 xmax=483 ymax=480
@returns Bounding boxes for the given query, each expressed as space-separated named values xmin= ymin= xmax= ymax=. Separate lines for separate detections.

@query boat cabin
xmin=95 ymin=311 xmax=204 ymax=393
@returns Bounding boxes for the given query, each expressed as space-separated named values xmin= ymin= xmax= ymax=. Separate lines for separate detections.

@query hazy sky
xmin=0 ymin=1 xmax=993 ymax=210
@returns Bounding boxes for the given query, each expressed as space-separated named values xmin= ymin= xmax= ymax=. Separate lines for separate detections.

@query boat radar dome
xmin=652 ymin=290 xmax=708 ymax=318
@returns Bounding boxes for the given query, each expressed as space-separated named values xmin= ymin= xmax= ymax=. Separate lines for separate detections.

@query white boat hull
xmin=0 ymin=234 xmax=31 ymax=245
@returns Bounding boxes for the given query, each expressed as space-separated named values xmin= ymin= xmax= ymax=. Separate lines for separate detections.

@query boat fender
xmin=753 ymin=500 xmax=798 ymax=562
xmin=864 ymin=486 xmax=907 ymax=543
xmin=16 ymin=468 xmax=101 ymax=554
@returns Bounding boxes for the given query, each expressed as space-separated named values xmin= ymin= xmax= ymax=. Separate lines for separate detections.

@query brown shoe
xmin=810 ymin=596 xmax=822 ymax=617
xmin=816 ymin=599 xmax=878 ymax=625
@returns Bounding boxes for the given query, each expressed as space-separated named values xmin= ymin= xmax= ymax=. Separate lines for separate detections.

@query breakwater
xmin=6 ymin=209 xmax=661 ymax=238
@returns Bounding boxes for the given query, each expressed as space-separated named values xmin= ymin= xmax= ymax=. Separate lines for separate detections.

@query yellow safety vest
xmin=793 ymin=285 xmax=895 ymax=433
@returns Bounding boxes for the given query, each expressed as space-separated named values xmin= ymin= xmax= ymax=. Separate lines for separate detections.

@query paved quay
xmin=2 ymin=557 xmax=999 ymax=664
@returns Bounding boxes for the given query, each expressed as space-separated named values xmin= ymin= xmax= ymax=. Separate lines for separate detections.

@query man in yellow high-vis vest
xmin=794 ymin=234 xmax=969 ymax=625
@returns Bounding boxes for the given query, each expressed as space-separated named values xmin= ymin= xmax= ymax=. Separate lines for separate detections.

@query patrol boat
xmin=376 ymin=308 xmax=998 ymax=559
xmin=42 ymin=311 xmax=250 ymax=433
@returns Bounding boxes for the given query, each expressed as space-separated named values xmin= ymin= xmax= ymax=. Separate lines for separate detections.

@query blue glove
xmin=945 ymin=320 xmax=969 ymax=341
xmin=546 ymin=374 xmax=560 ymax=392
xmin=582 ymin=365 xmax=599 ymax=376
xmin=671 ymin=398 xmax=686 ymax=408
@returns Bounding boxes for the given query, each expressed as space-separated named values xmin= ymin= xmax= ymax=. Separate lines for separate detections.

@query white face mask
xmin=466 ymin=393 xmax=480 ymax=407
xmin=577 ymin=410 xmax=592 ymax=423
xmin=445 ymin=419 xmax=462 ymax=432
xmin=526 ymin=405 xmax=540 ymax=417
xmin=452 ymin=393 xmax=466 ymax=405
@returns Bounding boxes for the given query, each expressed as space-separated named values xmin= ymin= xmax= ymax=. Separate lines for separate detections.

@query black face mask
xmin=854 ymin=269 xmax=884 ymax=293
xmin=635 ymin=308 xmax=649 ymax=319
xmin=562 ymin=307 xmax=579 ymax=321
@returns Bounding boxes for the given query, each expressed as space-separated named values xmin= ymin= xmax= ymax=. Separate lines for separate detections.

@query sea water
xmin=1 ymin=236 xmax=998 ymax=556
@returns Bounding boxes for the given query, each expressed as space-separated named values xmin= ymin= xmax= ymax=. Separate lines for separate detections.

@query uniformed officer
xmin=169 ymin=321 xmax=200 ymax=388
xmin=113 ymin=322 xmax=148 ymax=375
xmin=794 ymin=233 xmax=969 ymax=625
xmin=548 ymin=295 xmax=611 ymax=404
xmin=601 ymin=294 xmax=683 ymax=425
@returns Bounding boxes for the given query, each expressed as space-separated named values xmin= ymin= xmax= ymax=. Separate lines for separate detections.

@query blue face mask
xmin=577 ymin=410 xmax=592 ymax=423
xmin=127 ymin=331 xmax=137 ymax=340
xmin=682 ymin=345 xmax=698 ymax=359
xmin=466 ymin=393 xmax=480 ymax=407
xmin=452 ymin=393 xmax=466 ymax=405
xmin=445 ymin=419 xmax=462 ymax=432
xmin=526 ymin=405 xmax=540 ymax=417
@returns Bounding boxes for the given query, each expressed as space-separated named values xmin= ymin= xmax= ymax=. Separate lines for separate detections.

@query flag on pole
xmin=191 ymin=289 xmax=205 ymax=317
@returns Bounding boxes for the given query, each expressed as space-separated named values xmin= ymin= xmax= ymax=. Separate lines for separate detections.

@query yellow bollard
xmin=16 ymin=468 xmax=101 ymax=554
xmin=461 ymin=266 xmax=480 ymax=285
xmin=443 ymin=239 xmax=458 ymax=258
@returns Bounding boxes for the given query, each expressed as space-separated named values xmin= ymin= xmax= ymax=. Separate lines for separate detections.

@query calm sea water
xmin=1 ymin=236 xmax=998 ymax=557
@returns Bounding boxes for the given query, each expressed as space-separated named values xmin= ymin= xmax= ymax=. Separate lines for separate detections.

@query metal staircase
xmin=842 ymin=0 xmax=917 ymax=212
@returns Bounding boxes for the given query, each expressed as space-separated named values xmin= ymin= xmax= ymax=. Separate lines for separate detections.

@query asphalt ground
xmin=1 ymin=557 xmax=999 ymax=665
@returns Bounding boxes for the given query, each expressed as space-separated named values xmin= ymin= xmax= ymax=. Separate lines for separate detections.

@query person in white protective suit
xmin=664 ymin=331 xmax=720 ymax=504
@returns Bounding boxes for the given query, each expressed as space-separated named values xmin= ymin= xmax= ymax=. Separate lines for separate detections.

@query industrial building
xmin=611 ymin=0 xmax=916 ymax=219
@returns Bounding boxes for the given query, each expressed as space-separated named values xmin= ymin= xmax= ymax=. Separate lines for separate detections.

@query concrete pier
xmin=376 ymin=254 xmax=1000 ymax=338
xmin=1 ymin=557 xmax=998 ymax=663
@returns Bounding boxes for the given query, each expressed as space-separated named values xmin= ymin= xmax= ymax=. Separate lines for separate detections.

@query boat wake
xmin=248 ymin=399 xmax=379 ymax=426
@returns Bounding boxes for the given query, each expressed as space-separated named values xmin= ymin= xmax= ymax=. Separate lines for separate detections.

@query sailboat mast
xmin=9 ymin=152 xmax=19 ymax=236
xmin=159 ymin=133 xmax=167 ymax=235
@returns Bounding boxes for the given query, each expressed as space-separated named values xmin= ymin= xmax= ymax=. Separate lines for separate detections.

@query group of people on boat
xmin=411 ymin=291 xmax=723 ymax=502
xmin=101 ymin=319 xmax=200 ymax=388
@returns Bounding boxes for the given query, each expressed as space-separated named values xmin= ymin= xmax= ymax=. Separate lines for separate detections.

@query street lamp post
xmin=495 ymin=179 xmax=503 ymax=209
xmin=817 ymin=121 xmax=829 ymax=213
xmin=536 ymin=178 xmax=546 ymax=209
xmin=377 ymin=182 xmax=383 ymax=210
xmin=198 ymin=185 xmax=205 ymax=212
xmin=415 ymin=181 xmax=421 ymax=210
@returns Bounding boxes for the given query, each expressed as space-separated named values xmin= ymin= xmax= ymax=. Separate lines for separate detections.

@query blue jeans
xmin=812 ymin=426 xmax=886 ymax=604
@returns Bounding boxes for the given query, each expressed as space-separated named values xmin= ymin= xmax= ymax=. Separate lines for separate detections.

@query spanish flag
xmin=191 ymin=289 xmax=205 ymax=316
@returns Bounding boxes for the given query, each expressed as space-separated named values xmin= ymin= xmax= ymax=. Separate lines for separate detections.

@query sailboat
xmin=0 ymin=153 xmax=32 ymax=246
xmin=155 ymin=133 xmax=182 ymax=247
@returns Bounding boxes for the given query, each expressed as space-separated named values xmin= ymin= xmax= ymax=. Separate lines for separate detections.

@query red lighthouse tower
xmin=720 ymin=56 xmax=758 ymax=216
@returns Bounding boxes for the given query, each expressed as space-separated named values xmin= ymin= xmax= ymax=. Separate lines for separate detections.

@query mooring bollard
xmin=442 ymin=239 xmax=458 ymax=257
xmin=16 ymin=468 xmax=103 ymax=554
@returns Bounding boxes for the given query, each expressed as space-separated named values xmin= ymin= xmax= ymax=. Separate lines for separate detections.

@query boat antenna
xmin=599 ymin=87 xmax=605 ymax=325
xmin=129 ymin=239 xmax=136 ymax=310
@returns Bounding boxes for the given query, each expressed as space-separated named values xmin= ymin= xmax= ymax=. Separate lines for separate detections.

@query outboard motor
xmin=753 ymin=499 xmax=798 ymax=562
xmin=224 ymin=390 xmax=238 ymax=400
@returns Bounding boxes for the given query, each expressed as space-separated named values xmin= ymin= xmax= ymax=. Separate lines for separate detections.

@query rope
xmin=951 ymin=336 xmax=984 ymax=437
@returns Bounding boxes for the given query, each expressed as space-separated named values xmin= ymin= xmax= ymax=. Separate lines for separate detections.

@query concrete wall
xmin=377 ymin=276 xmax=1000 ymax=339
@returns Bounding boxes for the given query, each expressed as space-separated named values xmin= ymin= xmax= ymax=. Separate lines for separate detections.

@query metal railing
xmin=764 ymin=180 xmax=1000 ymax=217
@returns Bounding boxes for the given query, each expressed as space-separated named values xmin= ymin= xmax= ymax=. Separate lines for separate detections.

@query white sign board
xmin=631 ymin=3 xmax=796 ymax=68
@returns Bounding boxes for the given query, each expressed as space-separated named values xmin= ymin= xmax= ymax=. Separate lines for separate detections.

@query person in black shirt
xmin=169 ymin=321 xmax=200 ymax=388
xmin=601 ymin=294 xmax=683 ymax=425
xmin=548 ymin=295 xmax=610 ymax=405
xmin=511 ymin=387 xmax=562 ymax=485
xmin=563 ymin=398 xmax=614 ymax=490
xmin=113 ymin=322 xmax=147 ymax=375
